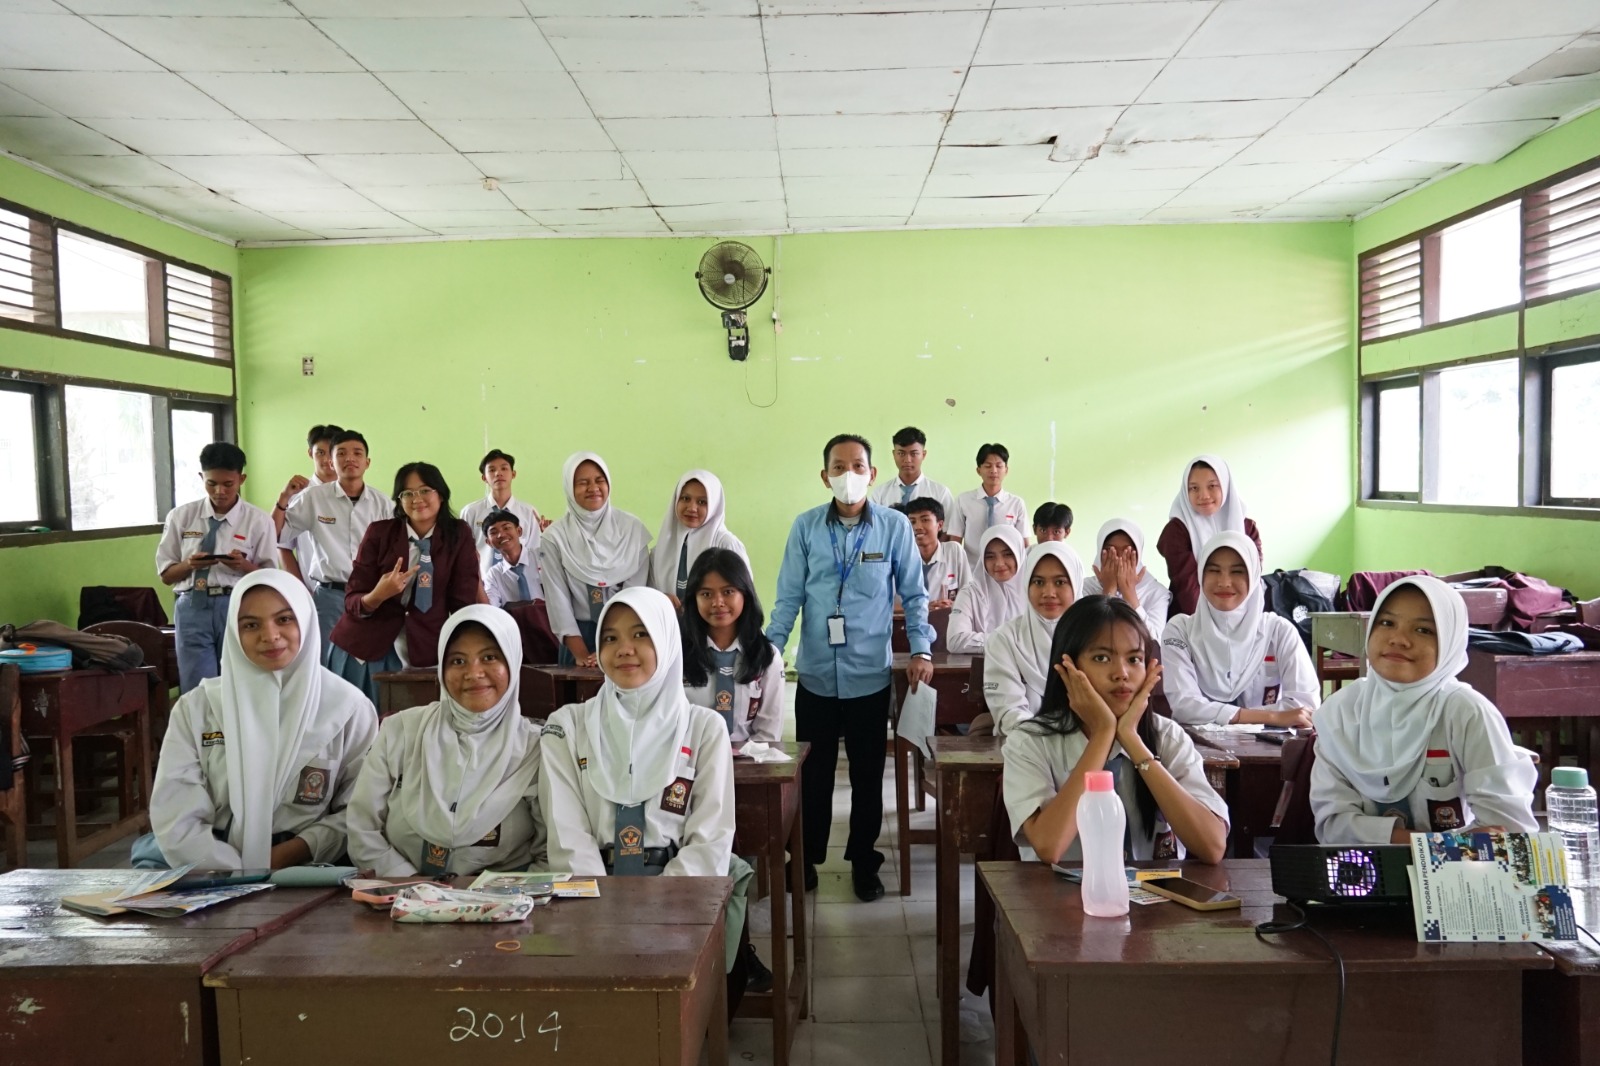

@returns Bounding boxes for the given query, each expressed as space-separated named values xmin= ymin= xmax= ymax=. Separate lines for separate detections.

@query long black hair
xmin=391 ymin=461 xmax=463 ymax=546
xmin=1023 ymin=595 xmax=1160 ymax=833
xmin=680 ymin=548 xmax=774 ymax=687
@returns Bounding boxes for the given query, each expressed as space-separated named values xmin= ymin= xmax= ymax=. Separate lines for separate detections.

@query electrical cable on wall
xmin=744 ymin=234 xmax=779 ymax=409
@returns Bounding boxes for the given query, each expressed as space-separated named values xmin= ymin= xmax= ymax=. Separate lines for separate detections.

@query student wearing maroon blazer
xmin=329 ymin=461 xmax=483 ymax=703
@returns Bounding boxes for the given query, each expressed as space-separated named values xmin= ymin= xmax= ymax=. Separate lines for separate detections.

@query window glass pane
xmin=58 ymin=231 xmax=150 ymax=345
xmin=171 ymin=408 xmax=216 ymax=507
xmin=1550 ymin=358 xmax=1600 ymax=500
xmin=0 ymin=390 xmax=40 ymax=524
xmin=1436 ymin=359 xmax=1520 ymax=506
xmin=66 ymin=385 xmax=156 ymax=530
xmin=1375 ymin=384 xmax=1420 ymax=494
xmin=1437 ymin=201 xmax=1522 ymax=322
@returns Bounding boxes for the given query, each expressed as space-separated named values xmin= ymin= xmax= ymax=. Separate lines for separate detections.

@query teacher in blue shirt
xmin=768 ymin=433 xmax=935 ymax=902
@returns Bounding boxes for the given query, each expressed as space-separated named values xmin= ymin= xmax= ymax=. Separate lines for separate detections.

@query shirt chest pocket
xmin=1420 ymin=752 xmax=1464 ymax=831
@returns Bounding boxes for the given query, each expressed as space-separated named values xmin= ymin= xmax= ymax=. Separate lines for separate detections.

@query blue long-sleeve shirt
xmin=765 ymin=500 xmax=934 ymax=699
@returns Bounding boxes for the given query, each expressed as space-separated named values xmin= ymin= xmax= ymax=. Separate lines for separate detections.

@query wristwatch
xmin=1132 ymin=754 xmax=1162 ymax=773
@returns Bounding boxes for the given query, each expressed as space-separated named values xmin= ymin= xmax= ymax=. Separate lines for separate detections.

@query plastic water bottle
xmin=1078 ymin=770 xmax=1130 ymax=917
xmin=1548 ymin=767 xmax=1600 ymax=888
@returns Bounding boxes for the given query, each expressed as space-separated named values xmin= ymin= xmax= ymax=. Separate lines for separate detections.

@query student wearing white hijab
xmin=1312 ymin=576 xmax=1537 ymax=845
xmin=1155 ymin=455 xmax=1263 ymax=617
xmin=984 ymin=542 xmax=1085 ymax=736
xmin=1160 ymin=531 xmax=1317 ymax=729
xmin=647 ymin=469 xmax=750 ymax=607
xmin=540 ymin=452 xmax=651 ymax=667
xmin=346 ymin=605 xmax=545 ymax=876
xmin=947 ymin=525 xmax=1028 ymax=653
xmin=1081 ymin=518 xmax=1170 ymax=639
xmin=139 ymin=569 xmax=377 ymax=870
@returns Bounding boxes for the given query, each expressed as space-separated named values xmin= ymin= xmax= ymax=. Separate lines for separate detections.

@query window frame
xmin=0 ymin=195 xmax=234 ymax=366
xmin=1536 ymin=345 xmax=1600 ymax=509
xmin=1364 ymin=375 xmax=1423 ymax=503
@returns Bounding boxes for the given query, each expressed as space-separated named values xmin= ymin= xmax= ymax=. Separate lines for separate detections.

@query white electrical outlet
xmin=302 ymin=357 xmax=315 ymax=376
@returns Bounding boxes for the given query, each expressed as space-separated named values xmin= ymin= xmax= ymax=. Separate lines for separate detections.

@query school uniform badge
xmin=661 ymin=777 xmax=693 ymax=815
xmin=715 ymin=689 xmax=733 ymax=712
xmin=317 ymin=515 xmax=336 ymax=525
xmin=1427 ymin=799 xmax=1463 ymax=830
xmin=474 ymin=823 xmax=502 ymax=848
xmin=200 ymin=730 xmax=224 ymax=748
xmin=746 ymin=695 xmax=763 ymax=723
xmin=294 ymin=765 xmax=329 ymax=805
xmin=420 ymin=842 xmax=451 ymax=875
xmin=418 ymin=572 xmax=433 ymax=588
xmin=618 ymin=825 xmax=644 ymax=854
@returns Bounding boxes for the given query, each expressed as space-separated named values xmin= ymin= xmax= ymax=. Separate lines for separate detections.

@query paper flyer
xmin=1408 ymin=830 xmax=1577 ymax=943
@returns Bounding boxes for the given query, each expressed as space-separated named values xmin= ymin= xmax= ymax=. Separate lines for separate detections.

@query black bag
xmin=1261 ymin=569 xmax=1338 ymax=654
xmin=0 ymin=620 xmax=145 ymax=671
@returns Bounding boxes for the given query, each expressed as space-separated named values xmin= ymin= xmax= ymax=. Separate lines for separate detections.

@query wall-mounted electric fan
xmin=696 ymin=241 xmax=770 ymax=361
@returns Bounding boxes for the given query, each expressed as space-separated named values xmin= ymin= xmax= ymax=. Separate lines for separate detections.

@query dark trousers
xmin=795 ymin=682 xmax=890 ymax=870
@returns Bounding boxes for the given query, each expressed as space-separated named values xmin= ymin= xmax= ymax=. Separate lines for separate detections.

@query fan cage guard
xmin=697 ymin=241 xmax=770 ymax=311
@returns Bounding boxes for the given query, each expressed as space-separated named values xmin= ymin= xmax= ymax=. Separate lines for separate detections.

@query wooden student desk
xmin=0 ymin=869 xmax=337 ymax=1066
xmin=890 ymin=651 xmax=977 ymax=896
xmin=205 ymin=876 xmax=734 ymax=1066
xmin=1459 ymin=648 xmax=1600 ymax=792
xmin=983 ymin=860 xmax=1550 ymax=1066
xmin=731 ymin=742 xmax=809 ymax=1066
xmin=1183 ymin=727 xmax=1287 ymax=858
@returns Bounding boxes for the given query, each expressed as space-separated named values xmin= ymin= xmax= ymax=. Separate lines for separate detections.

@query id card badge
xmin=827 ymin=614 xmax=847 ymax=646
xmin=419 ymin=841 xmax=452 ymax=877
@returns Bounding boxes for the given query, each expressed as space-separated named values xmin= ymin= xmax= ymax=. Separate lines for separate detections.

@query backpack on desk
xmin=1261 ymin=569 xmax=1338 ymax=654
xmin=0 ymin=621 xmax=144 ymax=672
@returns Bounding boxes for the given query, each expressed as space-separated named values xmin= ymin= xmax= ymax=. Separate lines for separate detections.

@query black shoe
xmin=786 ymin=860 xmax=819 ymax=893
xmin=852 ymin=866 xmax=885 ymax=902
xmin=744 ymin=942 xmax=774 ymax=994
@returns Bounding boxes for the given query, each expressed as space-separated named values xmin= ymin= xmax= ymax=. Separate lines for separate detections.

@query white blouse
xmin=1160 ymin=612 xmax=1320 ymax=727
xmin=682 ymin=638 xmax=787 ymax=745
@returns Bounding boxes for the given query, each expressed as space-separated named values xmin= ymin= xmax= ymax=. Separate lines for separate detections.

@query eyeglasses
xmin=397 ymin=487 xmax=438 ymax=502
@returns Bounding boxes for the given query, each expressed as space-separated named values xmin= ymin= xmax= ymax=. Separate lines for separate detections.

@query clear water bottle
xmin=1078 ymin=770 xmax=1130 ymax=917
xmin=1548 ymin=767 xmax=1600 ymax=888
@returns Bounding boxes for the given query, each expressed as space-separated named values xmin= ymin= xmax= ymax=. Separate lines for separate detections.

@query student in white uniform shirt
xmin=347 ymin=606 xmax=545 ymax=877
xmin=1003 ymin=596 xmax=1229 ymax=864
xmin=947 ymin=525 xmax=1027 ymax=653
xmin=1081 ymin=518 xmax=1171 ymax=640
xmin=983 ymin=541 xmax=1084 ymax=737
xmin=134 ymin=570 xmax=377 ymax=870
xmin=274 ymin=430 xmax=392 ymax=666
xmin=1311 ymin=576 xmax=1538 ymax=846
xmin=948 ymin=442 xmax=1028 ymax=567
xmin=1160 ymin=531 xmax=1318 ymax=729
xmin=540 ymin=451 xmax=651 ymax=667
xmin=274 ymin=424 xmax=340 ymax=591
xmin=648 ymin=469 xmax=749 ymax=608
xmin=899 ymin=497 xmax=970 ymax=609
xmin=460 ymin=448 xmax=546 ymax=573
xmin=481 ymin=510 xmax=545 ymax=607
xmin=680 ymin=549 xmax=785 ymax=746
xmin=157 ymin=442 xmax=278 ymax=694
xmin=870 ymin=426 xmax=955 ymax=513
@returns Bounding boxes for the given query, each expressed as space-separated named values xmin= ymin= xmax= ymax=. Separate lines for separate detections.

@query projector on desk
xmin=1270 ymin=845 xmax=1414 ymax=906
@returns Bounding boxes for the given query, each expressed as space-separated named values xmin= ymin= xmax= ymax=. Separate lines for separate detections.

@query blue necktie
xmin=1107 ymin=753 xmax=1134 ymax=859
xmin=194 ymin=516 xmax=223 ymax=585
xmin=676 ymin=540 xmax=690 ymax=597
xmin=512 ymin=562 xmax=532 ymax=602
xmin=985 ymin=495 xmax=999 ymax=530
xmin=900 ymin=480 xmax=916 ymax=505
xmin=613 ymin=803 xmax=648 ymax=876
xmin=710 ymin=647 xmax=739 ymax=733
xmin=413 ymin=536 xmax=433 ymax=612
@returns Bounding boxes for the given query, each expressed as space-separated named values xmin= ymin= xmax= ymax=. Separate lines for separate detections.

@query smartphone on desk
xmin=1257 ymin=728 xmax=1298 ymax=746
xmin=170 ymin=869 xmax=272 ymax=890
xmin=1140 ymin=876 xmax=1242 ymax=911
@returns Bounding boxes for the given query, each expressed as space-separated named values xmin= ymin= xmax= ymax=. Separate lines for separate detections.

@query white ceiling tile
xmin=1030 ymin=210 xmax=1152 ymax=226
xmin=155 ymin=154 xmax=345 ymax=189
xmin=626 ymin=149 xmax=781 ymax=180
xmin=1229 ymin=129 xmax=1405 ymax=165
xmin=975 ymin=3 xmax=1213 ymax=65
xmin=1063 ymin=163 xmax=1211 ymax=190
xmin=1290 ymin=179 xmax=1415 ymax=204
xmin=32 ymin=153 xmax=196 ymax=185
xmin=1436 ymin=78 xmax=1600 ymax=124
xmin=786 ymin=196 xmax=915 ymax=215
xmin=499 ymin=178 xmax=650 ymax=210
xmin=396 ymin=209 xmax=540 ymax=228
xmin=187 ymin=73 xmax=410 ymax=119
xmin=311 ymin=152 xmax=485 ymax=187
xmin=788 ymin=216 xmax=906 ymax=230
xmin=775 ymin=113 xmax=945 ymax=149
xmin=780 ymin=146 xmax=934 ymax=176
xmin=771 ymin=68 xmax=965 ymax=115
xmin=1161 ymin=185 xmax=1299 ymax=209
xmin=1092 ymin=137 xmax=1251 ymax=169
xmin=637 ymin=176 xmax=785 ymax=204
xmin=1179 ymin=0 xmax=1433 ymax=57
xmin=252 ymin=119 xmax=455 ymax=154
xmin=923 ymin=171 xmax=1063 ymax=197
xmin=359 ymin=185 xmax=523 ymax=211
xmin=1273 ymin=90 xmax=1483 ymax=134
xmin=527 ymin=0 xmax=755 ymax=14
xmin=213 ymin=219 xmax=320 ymax=241
xmin=313 ymin=17 xmax=564 ymax=72
xmin=606 ymin=117 xmax=777 ymax=151
xmin=224 ymin=186 xmax=388 ymax=213
xmin=1388 ymin=0 xmax=1600 ymax=46
xmin=380 ymin=72 xmax=592 ymax=119
xmin=87 ymin=15 xmax=360 ymax=72
xmin=762 ymin=0 xmax=980 ymax=11
xmin=956 ymin=61 xmax=1163 ymax=111
xmin=1144 ymin=204 xmax=1263 ymax=221
xmin=1042 ymin=184 xmax=1175 ymax=212
xmin=101 ymin=183 xmax=255 ymax=215
xmin=263 ymin=209 xmax=412 ymax=230
xmin=520 ymin=206 xmax=664 ymax=227
xmin=1376 ymin=119 xmax=1556 ymax=163
xmin=943 ymin=106 xmax=1122 ymax=151
xmin=1326 ymin=38 xmax=1576 ymax=95
xmin=656 ymin=200 xmax=785 ymax=222
xmin=0 ymin=13 xmax=161 ymax=70
xmin=552 ymin=219 xmax=672 ymax=234
xmin=0 ymin=0 xmax=69 ymax=11
xmin=61 ymin=0 xmax=297 ymax=14
xmin=1109 ymin=99 xmax=1302 ymax=142
xmin=80 ymin=117 xmax=295 ymax=155
xmin=0 ymin=114 xmax=127 ymax=154
xmin=1328 ymin=158 xmax=1458 ymax=184
xmin=1142 ymin=51 xmax=1365 ymax=103
xmin=295 ymin=0 xmax=528 ymax=13
xmin=538 ymin=16 xmax=766 ymax=72
xmin=1285 ymin=187 xmax=1380 ymax=210
xmin=0 ymin=70 xmax=232 ymax=119
xmin=1258 ymin=203 xmax=1353 ymax=220
xmin=0 ymin=82 xmax=56 ymax=116
xmin=932 ymin=143 xmax=1075 ymax=176
xmin=1186 ymin=161 xmax=1347 ymax=189
xmin=430 ymin=118 xmax=613 ymax=153
xmin=466 ymin=151 xmax=626 ymax=181
xmin=783 ymin=174 xmax=925 ymax=200
xmin=1512 ymin=33 xmax=1600 ymax=84
xmin=765 ymin=11 xmax=985 ymax=71
xmin=909 ymin=195 xmax=1046 ymax=221
xmin=308 ymin=227 xmax=433 ymax=239
xmin=575 ymin=71 xmax=772 ymax=118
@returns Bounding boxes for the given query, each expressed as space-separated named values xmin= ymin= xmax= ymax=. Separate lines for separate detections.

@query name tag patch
xmin=182 ymin=530 xmax=204 ymax=539
xmin=661 ymin=776 xmax=694 ymax=815
xmin=862 ymin=552 xmax=885 ymax=561
xmin=317 ymin=515 xmax=337 ymax=525
xmin=200 ymin=730 xmax=224 ymax=747
xmin=294 ymin=765 xmax=329 ymax=805
xmin=473 ymin=823 xmax=502 ymax=848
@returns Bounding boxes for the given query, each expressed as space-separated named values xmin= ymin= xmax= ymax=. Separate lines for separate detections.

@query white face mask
xmin=829 ymin=470 xmax=870 ymax=506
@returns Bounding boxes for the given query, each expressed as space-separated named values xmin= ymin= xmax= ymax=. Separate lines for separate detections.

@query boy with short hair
xmin=947 ymin=443 xmax=1028 ymax=568
xmin=460 ymin=448 xmax=546 ymax=572
xmin=156 ymin=442 xmax=277 ymax=693
xmin=277 ymin=424 xmax=342 ymax=589
xmin=870 ymin=426 xmax=955 ymax=513
xmin=481 ymin=510 xmax=545 ymax=607
xmin=1032 ymin=501 xmax=1073 ymax=542
xmin=901 ymin=498 xmax=970 ymax=609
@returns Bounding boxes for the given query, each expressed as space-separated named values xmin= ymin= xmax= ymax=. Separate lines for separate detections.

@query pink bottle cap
xmin=1084 ymin=770 xmax=1115 ymax=792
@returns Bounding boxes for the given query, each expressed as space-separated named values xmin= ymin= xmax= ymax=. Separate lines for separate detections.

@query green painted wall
xmin=0 ymin=156 xmax=238 ymax=626
xmin=1351 ymin=109 xmax=1600 ymax=596
xmin=238 ymin=222 xmax=1356 ymax=609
